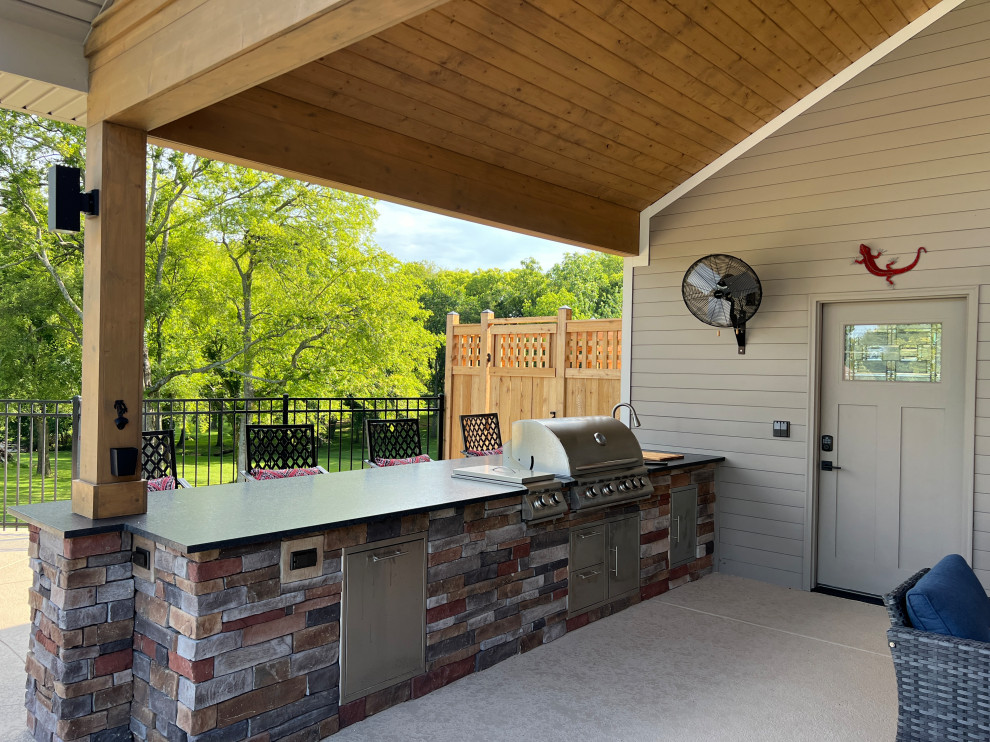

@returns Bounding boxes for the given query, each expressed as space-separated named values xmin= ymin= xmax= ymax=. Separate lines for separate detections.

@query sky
xmin=373 ymin=200 xmax=576 ymax=271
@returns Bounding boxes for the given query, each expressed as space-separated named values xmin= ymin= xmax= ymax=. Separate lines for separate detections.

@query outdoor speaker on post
xmin=47 ymin=164 xmax=99 ymax=233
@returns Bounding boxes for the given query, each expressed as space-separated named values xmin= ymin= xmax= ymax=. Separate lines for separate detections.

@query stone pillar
xmin=25 ymin=526 xmax=135 ymax=742
xmin=71 ymin=121 xmax=148 ymax=519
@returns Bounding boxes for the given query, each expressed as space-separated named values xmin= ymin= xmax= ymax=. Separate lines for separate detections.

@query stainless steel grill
xmin=452 ymin=415 xmax=652 ymax=521
xmin=507 ymin=416 xmax=651 ymax=512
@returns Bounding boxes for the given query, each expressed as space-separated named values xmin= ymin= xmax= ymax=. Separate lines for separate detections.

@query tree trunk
xmin=35 ymin=419 xmax=51 ymax=477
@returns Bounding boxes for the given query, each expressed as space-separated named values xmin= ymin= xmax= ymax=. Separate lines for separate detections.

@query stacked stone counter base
xmin=25 ymin=527 xmax=134 ymax=742
xmin=22 ymin=462 xmax=716 ymax=741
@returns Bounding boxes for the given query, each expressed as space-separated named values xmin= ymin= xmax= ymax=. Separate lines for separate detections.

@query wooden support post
xmin=444 ymin=311 xmax=458 ymax=460
xmin=71 ymin=121 xmax=148 ymax=519
xmin=551 ymin=307 xmax=572 ymax=418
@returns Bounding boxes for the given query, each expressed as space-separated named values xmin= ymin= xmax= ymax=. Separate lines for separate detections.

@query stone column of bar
xmin=25 ymin=526 xmax=135 ymax=742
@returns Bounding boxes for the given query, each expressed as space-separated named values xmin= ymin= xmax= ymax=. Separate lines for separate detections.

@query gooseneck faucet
xmin=611 ymin=402 xmax=641 ymax=428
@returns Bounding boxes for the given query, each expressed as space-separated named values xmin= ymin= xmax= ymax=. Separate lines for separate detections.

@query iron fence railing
xmin=1 ymin=394 xmax=444 ymax=530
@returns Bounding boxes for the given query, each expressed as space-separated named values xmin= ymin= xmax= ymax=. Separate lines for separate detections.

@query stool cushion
xmin=906 ymin=554 xmax=990 ymax=641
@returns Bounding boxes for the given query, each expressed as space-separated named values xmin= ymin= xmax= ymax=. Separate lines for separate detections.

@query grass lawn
xmin=1 ymin=419 xmax=442 ymax=528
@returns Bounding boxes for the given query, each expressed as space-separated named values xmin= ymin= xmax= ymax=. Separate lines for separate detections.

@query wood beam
xmin=85 ymin=0 xmax=448 ymax=131
xmin=71 ymin=122 xmax=148 ymax=520
xmin=150 ymin=90 xmax=640 ymax=255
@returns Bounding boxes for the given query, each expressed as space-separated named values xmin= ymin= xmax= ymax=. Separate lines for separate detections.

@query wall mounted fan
xmin=682 ymin=254 xmax=762 ymax=354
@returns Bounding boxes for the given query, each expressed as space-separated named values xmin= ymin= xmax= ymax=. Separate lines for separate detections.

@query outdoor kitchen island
xmin=12 ymin=452 xmax=721 ymax=742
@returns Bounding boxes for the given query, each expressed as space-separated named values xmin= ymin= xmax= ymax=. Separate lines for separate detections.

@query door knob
xmin=820 ymin=460 xmax=842 ymax=472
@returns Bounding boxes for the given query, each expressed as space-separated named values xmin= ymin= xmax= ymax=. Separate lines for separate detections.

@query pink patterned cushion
xmin=374 ymin=454 xmax=432 ymax=467
xmin=147 ymin=476 xmax=176 ymax=491
xmin=466 ymin=447 xmax=503 ymax=456
xmin=251 ymin=467 xmax=322 ymax=480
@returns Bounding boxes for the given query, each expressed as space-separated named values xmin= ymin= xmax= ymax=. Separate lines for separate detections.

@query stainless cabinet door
xmin=607 ymin=515 xmax=639 ymax=598
xmin=342 ymin=536 xmax=426 ymax=701
xmin=670 ymin=485 xmax=697 ymax=567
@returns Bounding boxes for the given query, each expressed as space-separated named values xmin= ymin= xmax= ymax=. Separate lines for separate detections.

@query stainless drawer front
xmin=569 ymin=563 xmax=606 ymax=613
xmin=570 ymin=525 xmax=605 ymax=570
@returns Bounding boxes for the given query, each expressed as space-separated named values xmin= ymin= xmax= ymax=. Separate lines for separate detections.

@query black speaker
xmin=47 ymin=165 xmax=99 ymax=233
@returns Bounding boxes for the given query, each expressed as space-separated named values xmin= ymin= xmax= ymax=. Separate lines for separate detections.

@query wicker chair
xmin=240 ymin=424 xmax=330 ymax=481
xmin=459 ymin=413 xmax=503 ymax=456
xmin=365 ymin=418 xmax=430 ymax=467
xmin=883 ymin=568 xmax=990 ymax=741
xmin=141 ymin=430 xmax=191 ymax=489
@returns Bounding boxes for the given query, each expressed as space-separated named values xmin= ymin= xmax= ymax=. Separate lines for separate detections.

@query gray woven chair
xmin=883 ymin=568 xmax=990 ymax=741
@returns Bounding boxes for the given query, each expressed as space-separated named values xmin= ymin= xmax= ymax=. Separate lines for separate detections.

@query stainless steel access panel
xmin=341 ymin=532 xmax=426 ymax=703
xmin=670 ymin=485 xmax=698 ymax=568
xmin=568 ymin=513 xmax=639 ymax=616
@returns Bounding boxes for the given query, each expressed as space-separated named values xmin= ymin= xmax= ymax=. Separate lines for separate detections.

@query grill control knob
xmin=617 ymin=481 xmax=628 ymax=492
xmin=624 ymin=479 xmax=633 ymax=490
xmin=549 ymin=492 xmax=561 ymax=505
xmin=585 ymin=487 xmax=598 ymax=498
xmin=638 ymin=477 xmax=648 ymax=488
xmin=602 ymin=484 xmax=614 ymax=495
xmin=532 ymin=497 xmax=543 ymax=509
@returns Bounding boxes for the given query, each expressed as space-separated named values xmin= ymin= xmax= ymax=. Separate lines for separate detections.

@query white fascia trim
xmin=639 ymin=0 xmax=967 ymax=229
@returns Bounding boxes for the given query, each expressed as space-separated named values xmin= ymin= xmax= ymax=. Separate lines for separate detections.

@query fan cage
xmin=682 ymin=254 xmax=763 ymax=329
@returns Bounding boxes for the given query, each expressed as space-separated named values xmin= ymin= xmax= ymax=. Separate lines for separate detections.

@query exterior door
xmin=817 ymin=299 xmax=967 ymax=596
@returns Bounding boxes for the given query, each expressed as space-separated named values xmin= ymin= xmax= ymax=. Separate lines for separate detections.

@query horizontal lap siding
xmin=637 ymin=0 xmax=990 ymax=588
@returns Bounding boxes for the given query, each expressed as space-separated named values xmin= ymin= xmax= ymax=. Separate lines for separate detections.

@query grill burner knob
xmin=617 ymin=481 xmax=628 ymax=492
xmin=623 ymin=479 xmax=633 ymax=490
xmin=549 ymin=492 xmax=561 ymax=505
xmin=532 ymin=497 xmax=543 ymax=509
xmin=638 ymin=477 xmax=648 ymax=488
xmin=585 ymin=487 xmax=598 ymax=498
xmin=602 ymin=484 xmax=614 ymax=495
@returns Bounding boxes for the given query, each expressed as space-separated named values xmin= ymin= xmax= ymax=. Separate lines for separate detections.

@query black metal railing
xmin=1 ymin=394 xmax=443 ymax=529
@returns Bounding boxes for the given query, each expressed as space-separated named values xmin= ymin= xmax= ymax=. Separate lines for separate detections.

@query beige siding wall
xmin=637 ymin=0 xmax=990 ymax=589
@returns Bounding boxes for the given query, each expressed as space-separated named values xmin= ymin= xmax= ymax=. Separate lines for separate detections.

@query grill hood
xmin=508 ymin=416 xmax=644 ymax=477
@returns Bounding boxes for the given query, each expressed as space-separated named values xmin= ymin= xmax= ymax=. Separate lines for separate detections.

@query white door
xmin=817 ymin=298 xmax=967 ymax=596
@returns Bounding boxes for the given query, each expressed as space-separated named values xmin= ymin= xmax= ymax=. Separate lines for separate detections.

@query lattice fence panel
xmin=494 ymin=332 xmax=552 ymax=368
xmin=451 ymin=332 xmax=484 ymax=367
xmin=566 ymin=329 xmax=622 ymax=370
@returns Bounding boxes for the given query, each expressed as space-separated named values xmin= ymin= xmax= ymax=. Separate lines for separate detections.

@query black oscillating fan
xmin=682 ymin=254 xmax=762 ymax=354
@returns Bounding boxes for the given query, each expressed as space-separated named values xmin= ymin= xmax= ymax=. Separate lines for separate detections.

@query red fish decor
xmin=855 ymin=243 xmax=926 ymax=286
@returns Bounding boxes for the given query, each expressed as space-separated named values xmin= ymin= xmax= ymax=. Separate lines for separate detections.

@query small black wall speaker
xmin=48 ymin=165 xmax=99 ymax=233
xmin=110 ymin=447 xmax=139 ymax=477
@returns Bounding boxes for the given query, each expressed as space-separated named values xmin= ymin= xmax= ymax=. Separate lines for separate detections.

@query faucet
xmin=611 ymin=402 xmax=641 ymax=428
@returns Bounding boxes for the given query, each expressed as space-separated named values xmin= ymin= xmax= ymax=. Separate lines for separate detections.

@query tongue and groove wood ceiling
xmin=150 ymin=0 xmax=940 ymax=255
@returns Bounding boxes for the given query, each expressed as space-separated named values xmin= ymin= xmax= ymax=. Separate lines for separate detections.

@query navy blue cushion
xmin=906 ymin=554 xmax=990 ymax=642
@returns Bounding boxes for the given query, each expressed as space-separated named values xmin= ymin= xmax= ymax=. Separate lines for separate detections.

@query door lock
xmin=821 ymin=434 xmax=833 ymax=452
xmin=820 ymin=460 xmax=842 ymax=472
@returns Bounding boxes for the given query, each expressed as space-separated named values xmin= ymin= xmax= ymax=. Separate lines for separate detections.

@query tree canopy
xmin=0 ymin=111 xmax=622 ymax=402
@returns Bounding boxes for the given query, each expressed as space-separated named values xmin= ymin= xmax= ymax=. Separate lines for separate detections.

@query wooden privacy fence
xmin=443 ymin=307 xmax=621 ymax=459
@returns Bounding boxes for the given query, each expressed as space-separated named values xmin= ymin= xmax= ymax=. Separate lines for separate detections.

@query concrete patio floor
xmin=0 ymin=531 xmax=896 ymax=741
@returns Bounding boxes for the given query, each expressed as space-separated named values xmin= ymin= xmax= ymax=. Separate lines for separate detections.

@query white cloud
xmin=373 ymin=201 xmax=579 ymax=270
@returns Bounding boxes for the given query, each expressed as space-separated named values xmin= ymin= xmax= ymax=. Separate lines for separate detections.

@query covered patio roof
xmin=9 ymin=0 xmax=942 ymax=256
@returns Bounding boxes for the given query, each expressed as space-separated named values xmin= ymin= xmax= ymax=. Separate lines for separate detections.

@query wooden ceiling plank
xmin=403 ymin=7 xmax=721 ymax=166
xmin=320 ymin=56 xmax=683 ymax=201
xmin=360 ymin=26 xmax=705 ymax=180
xmin=858 ymin=0 xmax=912 ymax=36
xmin=314 ymin=51 xmax=680 ymax=194
xmin=620 ymin=0 xmax=801 ymax=110
xmin=519 ymin=0 xmax=765 ymax=137
xmin=787 ymin=0 xmax=871 ymax=59
xmin=86 ymin=0 xmax=447 ymax=130
xmin=455 ymin=0 xmax=742 ymax=152
xmin=888 ymin=0 xmax=932 ymax=17
xmin=665 ymin=0 xmax=818 ymax=95
xmin=752 ymin=0 xmax=853 ymax=74
xmin=708 ymin=0 xmax=836 ymax=84
xmin=266 ymin=67 xmax=657 ymax=206
xmin=229 ymin=86 xmax=630 ymax=216
xmin=574 ymin=0 xmax=783 ymax=122
xmin=150 ymin=92 xmax=641 ymax=254
xmin=823 ymin=0 xmax=891 ymax=48
xmin=347 ymin=37 xmax=700 ymax=190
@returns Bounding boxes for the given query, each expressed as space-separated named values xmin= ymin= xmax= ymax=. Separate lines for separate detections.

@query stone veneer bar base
xmin=23 ymin=463 xmax=715 ymax=742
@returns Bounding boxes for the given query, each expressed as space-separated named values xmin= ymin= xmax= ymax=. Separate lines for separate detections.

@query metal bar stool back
xmin=141 ymin=430 xmax=191 ymax=489
xmin=365 ymin=418 xmax=428 ymax=466
xmin=459 ymin=413 xmax=503 ymax=456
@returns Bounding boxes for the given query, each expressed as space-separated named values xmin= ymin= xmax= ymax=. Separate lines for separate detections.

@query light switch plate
xmin=773 ymin=421 xmax=791 ymax=438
